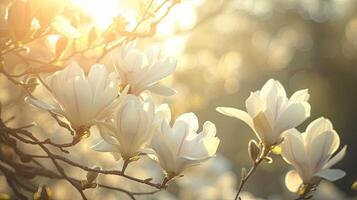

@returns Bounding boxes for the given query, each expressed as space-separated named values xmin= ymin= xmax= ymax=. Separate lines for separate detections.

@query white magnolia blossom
xmin=282 ymin=117 xmax=347 ymax=190
xmin=91 ymin=95 xmax=155 ymax=160
xmin=113 ymin=42 xmax=177 ymax=96
xmin=26 ymin=62 xmax=119 ymax=130
xmin=151 ymin=110 xmax=220 ymax=176
xmin=217 ymin=79 xmax=311 ymax=145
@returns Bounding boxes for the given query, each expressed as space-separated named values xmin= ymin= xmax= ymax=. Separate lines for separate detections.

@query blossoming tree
xmin=0 ymin=0 xmax=348 ymax=200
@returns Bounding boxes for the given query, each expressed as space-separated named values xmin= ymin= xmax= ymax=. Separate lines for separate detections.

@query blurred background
xmin=159 ymin=0 xmax=357 ymax=198
xmin=1 ymin=0 xmax=357 ymax=199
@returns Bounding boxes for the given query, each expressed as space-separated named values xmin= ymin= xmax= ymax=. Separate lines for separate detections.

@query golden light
xmin=69 ymin=0 xmax=201 ymax=58
xmin=71 ymin=0 xmax=120 ymax=30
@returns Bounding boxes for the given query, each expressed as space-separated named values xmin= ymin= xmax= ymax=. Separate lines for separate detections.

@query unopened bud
xmin=241 ymin=168 xmax=247 ymax=179
xmin=248 ymin=140 xmax=260 ymax=163
xmin=86 ymin=167 xmax=101 ymax=183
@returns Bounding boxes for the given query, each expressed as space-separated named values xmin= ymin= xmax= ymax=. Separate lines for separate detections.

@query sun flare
xmin=71 ymin=0 xmax=120 ymax=29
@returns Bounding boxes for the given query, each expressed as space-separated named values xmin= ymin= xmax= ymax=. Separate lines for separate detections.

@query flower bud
xmin=86 ymin=167 xmax=101 ymax=183
xmin=248 ymin=140 xmax=260 ymax=163
xmin=241 ymin=167 xmax=247 ymax=179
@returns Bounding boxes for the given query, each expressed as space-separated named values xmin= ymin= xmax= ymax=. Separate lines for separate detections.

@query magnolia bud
xmin=248 ymin=140 xmax=260 ymax=163
xmin=241 ymin=168 xmax=247 ymax=179
xmin=86 ymin=167 xmax=101 ymax=183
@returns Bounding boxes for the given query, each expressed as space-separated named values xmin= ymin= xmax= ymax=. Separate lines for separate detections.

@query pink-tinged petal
xmin=308 ymin=131 xmax=336 ymax=172
xmin=216 ymin=107 xmax=254 ymax=130
xmin=315 ymin=169 xmax=346 ymax=181
xmin=324 ymin=145 xmax=347 ymax=169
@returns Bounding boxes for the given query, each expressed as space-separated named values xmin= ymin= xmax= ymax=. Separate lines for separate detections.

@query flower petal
xmin=91 ymin=140 xmax=118 ymax=152
xmin=216 ymin=107 xmax=254 ymax=130
xmin=275 ymin=102 xmax=310 ymax=134
xmin=289 ymin=89 xmax=309 ymax=103
xmin=285 ymin=170 xmax=303 ymax=192
xmin=324 ymin=145 xmax=347 ymax=169
xmin=245 ymin=92 xmax=265 ymax=118
xmin=147 ymin=84 xmax=177 ymax=96
xmin=315 ymin=169 xmax=346 ymax=181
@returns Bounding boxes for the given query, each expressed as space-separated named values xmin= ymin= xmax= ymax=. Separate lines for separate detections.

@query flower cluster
xmin=217 ymin=79 xmax=346 ymax=198
xmin=28 ymin=42 xmax=220 ymax=182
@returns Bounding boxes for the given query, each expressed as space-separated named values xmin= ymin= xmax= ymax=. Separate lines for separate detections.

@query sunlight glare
xmin=71 ymin=0 xmax=120 ymax=30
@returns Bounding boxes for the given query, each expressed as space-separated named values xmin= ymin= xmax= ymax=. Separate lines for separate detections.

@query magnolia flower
xmin=282 ymin=117 xmax=347 ymax=191
xmin=26 ymin=62 xmax=120 ymax=131
xmin=91 ymin=95 xmax=155 ymax=160
xmin=217 ymin=79 xmax=311 ymax=146
xmin=113 ymin=42 xmax=177 ymax=96
xmin=151 ymin=112 xmax=220 ymax=177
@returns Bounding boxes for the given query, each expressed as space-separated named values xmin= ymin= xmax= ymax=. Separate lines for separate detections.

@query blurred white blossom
xmin=217 ymin=79 xmax=311 ymax=145
xmin=91 ymin=95 xmax=155 ymax=160
xmin=282 ymin=117 xmax=347 ymax=191
xmin=26 ymin=62 xmax=119 ymax=130
xmin=151 ymin=111 xmax=220 ymax=177
xmin=113 ymin=42 xmax=177 ymax=96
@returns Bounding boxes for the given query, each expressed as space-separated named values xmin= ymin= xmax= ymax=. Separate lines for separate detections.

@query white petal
xmin=216 ymin=107 xmax=254 ymax=130
xmin=202 ymin=121 xmax=217 ymax=137
xmin=125 ymin=49 xmax=147 ymax=71
xmin=176 ymin=113 xmax=199 ymax=132
xmin=315 ymin=169 xmax=346 ymax=181
xmin=305 ymin=117 xmax=333 ymax=145
xmin=52 ymin=16 xmax=81 ymax=39
xmin=155 ymin=104 xmax=171 ymax=123
xmin=139 ymin=57 xmax=177 ymax=87
xmin=25 ymin=96 xmax=55 ymax=111
xmin=281 ymin=130 xmax=306 ymax=165
xmin=309 ymin=131 xmax=337 ymax=170
xmin=245 ymin=92 xmax=265 ymax=118
xmin=95 ymin=121 xmax=119 ymax=145
xmin=285 ymin=170 xmax=303 ymax=192
xmin=252 ymin=112 xmax=274 ymax=144
xmin=147 ymin=84 xmax=177 ymax=96
xmin=324 ymin=145 xmax=347 ymax=169
xmin=91 ymin=140 xmax=118 ymax=152
xmin=275 ymin=102 xmax=310 ymax=133
xmin=289 ymin=89 xmax=310 ymax=103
